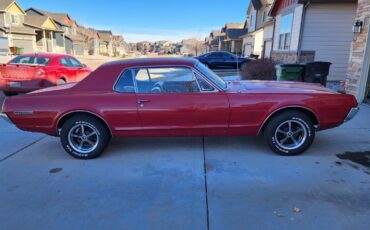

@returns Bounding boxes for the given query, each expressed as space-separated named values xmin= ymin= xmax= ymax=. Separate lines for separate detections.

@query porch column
xmin=50 ymin=31 xmax=54 ymax=52
xmin=42 ymin=30 xmax=47 ymax=52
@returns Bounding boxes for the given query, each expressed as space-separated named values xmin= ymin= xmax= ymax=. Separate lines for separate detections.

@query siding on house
xmin=273 ymin=14 xmax=281 ymax=51
xmin=290 ymin=5 xmax=303 ymax=51
xmin=301 ymin=3 xmax=357 ymax=81
xmin=263 ymin=23 xmax=274 ymax=58
xmin=253 ymin=29 xmax=264 ymax=57
xmin=272 ymin=4 xmax=302 ymax=52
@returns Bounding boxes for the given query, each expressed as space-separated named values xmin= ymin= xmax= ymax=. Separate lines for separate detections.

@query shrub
xmin=241 ymin=58 xmax=277 ymax=81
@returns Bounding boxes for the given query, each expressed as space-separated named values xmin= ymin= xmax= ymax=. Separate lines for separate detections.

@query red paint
xmin=2 ymin=58 xmax=358 ymax=137
xmin=270 ymin=0 xmax=298 ymax=17
xmin=0 ymin=53 xmax=92 ymax=93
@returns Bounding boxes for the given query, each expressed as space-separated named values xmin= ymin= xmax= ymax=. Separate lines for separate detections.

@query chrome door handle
xmin=137 ymin=99 xmax=151 ymax=104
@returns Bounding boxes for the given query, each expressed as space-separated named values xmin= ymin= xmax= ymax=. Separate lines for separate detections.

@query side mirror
xmin=81 ymin=64 xmax=87 ymax=68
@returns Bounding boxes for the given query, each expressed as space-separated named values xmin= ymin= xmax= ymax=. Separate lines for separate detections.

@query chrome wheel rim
xmin=68 ymin=124 xmax=99 ymax=154
xmin=274 ymin=120 xmax=307 ymax=151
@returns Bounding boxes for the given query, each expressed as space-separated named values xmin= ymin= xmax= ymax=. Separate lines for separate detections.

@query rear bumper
xmin=0 ymin=113 xmax=13 ymax=124
xmin=0 ymin=78 xmax=53 ymax=93
xmin=344 ymin=107 xmax=359 ymax=122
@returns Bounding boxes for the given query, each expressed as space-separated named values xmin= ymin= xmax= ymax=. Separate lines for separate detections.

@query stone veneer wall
xmin=345 ymin=0 xmax=370 ymax=99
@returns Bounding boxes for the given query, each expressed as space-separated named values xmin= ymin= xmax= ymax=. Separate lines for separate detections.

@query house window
xmin=250 ymin=14 xmax=254 ymax=29
xmin=11 ymin=15 xmax=19 ymax=24
xmin=278 ymin=13 xmax=293 ymax=50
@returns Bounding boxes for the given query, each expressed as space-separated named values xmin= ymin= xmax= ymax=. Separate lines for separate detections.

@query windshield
xmin=196 ymin=62 xmax=227 ymax=90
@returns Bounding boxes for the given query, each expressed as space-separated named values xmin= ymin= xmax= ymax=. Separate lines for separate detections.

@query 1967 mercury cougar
xmin=0 ymin=58 xmax=359 ymax=159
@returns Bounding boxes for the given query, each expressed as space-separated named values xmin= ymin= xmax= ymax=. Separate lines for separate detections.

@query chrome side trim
xmin=0 ymin=113 xmax=13 ymax=125
xmin=344 ymin=107 xmax=359 ymax=122
xmin=257 ymin=106 xmax=320 ymax=135
xmin=56 ymin=110 xmax=113 ymax=136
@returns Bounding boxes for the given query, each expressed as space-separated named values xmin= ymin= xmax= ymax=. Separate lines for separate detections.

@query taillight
xmin=35 ymin=68 xmax=45 ymax=77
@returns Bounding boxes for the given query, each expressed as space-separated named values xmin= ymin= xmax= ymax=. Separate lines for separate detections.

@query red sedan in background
xmin=0 ymin=58 xmax=359 ymax=159
xmin=0 ymin=53 xmax=92 ymax=96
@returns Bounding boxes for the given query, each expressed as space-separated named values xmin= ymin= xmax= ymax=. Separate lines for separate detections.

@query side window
xmin=60 ymin=58 xmax=71 ymax=67
xmin=194 ymin=73 xmax=216 ymax=92
xmin=221 ymin=52 xmax=233 ymax=58
xmin=10 ymin=56 xmax=32 ymax=64
xmin=208 ymin=52 xmax=222 ymax=58
xmin=114 ymin=70 xmax=135 ymax=93
xmin=134 ymin=67 xmax=200 ymax=94
xmin=69 ymin=58 xmax=83 ymax=67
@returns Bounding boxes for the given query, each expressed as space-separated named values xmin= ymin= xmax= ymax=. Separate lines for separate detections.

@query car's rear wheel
xmin=264 ymin=111 xmax=315 ymax=156
xmin=61 ymin=115 xmax=110 ymax=159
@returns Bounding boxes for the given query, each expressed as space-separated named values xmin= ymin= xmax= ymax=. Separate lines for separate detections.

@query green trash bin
xmin=16 ymin=47 xmax=24 ymax=55
xmin=275 ymin=64 xmax=305 ymax=82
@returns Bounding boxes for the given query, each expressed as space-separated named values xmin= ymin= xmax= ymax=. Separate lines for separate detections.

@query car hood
xmin=225 ymin=80 xmax=338 ymax=94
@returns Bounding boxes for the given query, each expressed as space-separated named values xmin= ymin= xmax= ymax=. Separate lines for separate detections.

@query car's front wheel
xmin=61 ymin=115 xmax=110 ymax=159
xmin=264 ymin=111 xmax=315 ymax=156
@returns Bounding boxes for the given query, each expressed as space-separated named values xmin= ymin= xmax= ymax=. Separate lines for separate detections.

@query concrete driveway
xmin=0 ymin=105 xmax=369 ymax=230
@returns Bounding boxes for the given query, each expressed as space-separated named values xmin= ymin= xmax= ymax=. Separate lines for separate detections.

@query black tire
xmin=264 ymin=111 xmax=315 ymax=156
xmin=60 ymin=115 xmax=111 ymax=159
xmin=3 ymin=91 xmax=18 ymax=97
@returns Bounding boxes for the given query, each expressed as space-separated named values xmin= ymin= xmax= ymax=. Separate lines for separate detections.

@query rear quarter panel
xmin=227 ymin=92 xmax=356 ymax=135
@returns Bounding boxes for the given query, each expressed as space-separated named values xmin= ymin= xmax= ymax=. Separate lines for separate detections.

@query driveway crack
xmin=0 ymin=136 xmax=46 ymax=163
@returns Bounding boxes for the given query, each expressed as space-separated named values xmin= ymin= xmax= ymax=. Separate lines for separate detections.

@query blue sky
xmin=17 ymin=0 xmax=250 ymax=42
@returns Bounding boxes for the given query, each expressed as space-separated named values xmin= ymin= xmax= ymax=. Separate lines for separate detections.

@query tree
xmin=182 ymin=38 xmax=206 ymax=56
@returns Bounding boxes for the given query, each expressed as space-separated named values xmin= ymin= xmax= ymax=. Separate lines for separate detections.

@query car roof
xmin=73 ymin=58 xmax=200 ymax=92
xmin=101 ymin=57 xmax=199 ymax=68
xmin=20 ymin=53 xmax=73 ymax=58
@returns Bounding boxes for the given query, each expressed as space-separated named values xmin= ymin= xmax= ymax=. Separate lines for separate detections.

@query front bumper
xmin=0 ymin=113 xmax=13 ymax=124
xmin=344 ymin=107 xmax=360 ymax=122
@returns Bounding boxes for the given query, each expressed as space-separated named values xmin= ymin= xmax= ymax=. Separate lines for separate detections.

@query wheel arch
xmin=258 ymin=106 xmax=320 ymax=135
xmin=56 ymin=110 xmax=112 ymax=136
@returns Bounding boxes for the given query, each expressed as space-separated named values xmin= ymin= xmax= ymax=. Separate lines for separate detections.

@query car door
xmin=222 ymin=52 xmax=238 ymax=69
xmin=59 ymin=57 xmax=78 ymax=81
xmin=68 ymin=57 xmax=91 ymax=81
xmin=134 ymin=66 xmax=230 ymax=136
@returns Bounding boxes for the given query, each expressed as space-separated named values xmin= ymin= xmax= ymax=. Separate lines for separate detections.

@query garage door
xmin=12 ymin=39 xmax=34 ymax=54
xmin=0 ymin=37 xmax=9 ymax=55
xmin=74 ymin=44 xmax=84 ymax=56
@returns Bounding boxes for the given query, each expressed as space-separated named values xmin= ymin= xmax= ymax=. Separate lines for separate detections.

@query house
xmin=218 ymin=33 xmax=226 ymax=51
xmin=0 ymin=0 xmax=37 ymax=54
xmin=345 ymin=0 xmax=370 ymax=102
xmin=23 ymin=14 xmax=62 ymax=53
xmin=221 ymin=23 xmax=247 ymax=55
xmin=26 ymin=8 xmax=85 ymax=55
xmin=242 ymin=0 xmax=274 ymax=58
xmin=206 ymin=30 xmax=224 ymax=52
xmin=269 ymin=0 xmax=357 ymax=82
xmin=136 ymin=41 xmax=151 ymax=52
xmin=97 ymin=30 xmax=113 ymax=56
xmin=77 ymin=26 xmax=100 ymax=55
xmin=112 ymin=35 xmax=126 ymax=56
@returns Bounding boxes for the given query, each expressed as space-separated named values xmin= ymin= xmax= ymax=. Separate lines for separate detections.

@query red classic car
xmin=0 ymin=53 xmax=92 ymax=96
xmin=0 ymin=58 xmax=359 ymax=159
